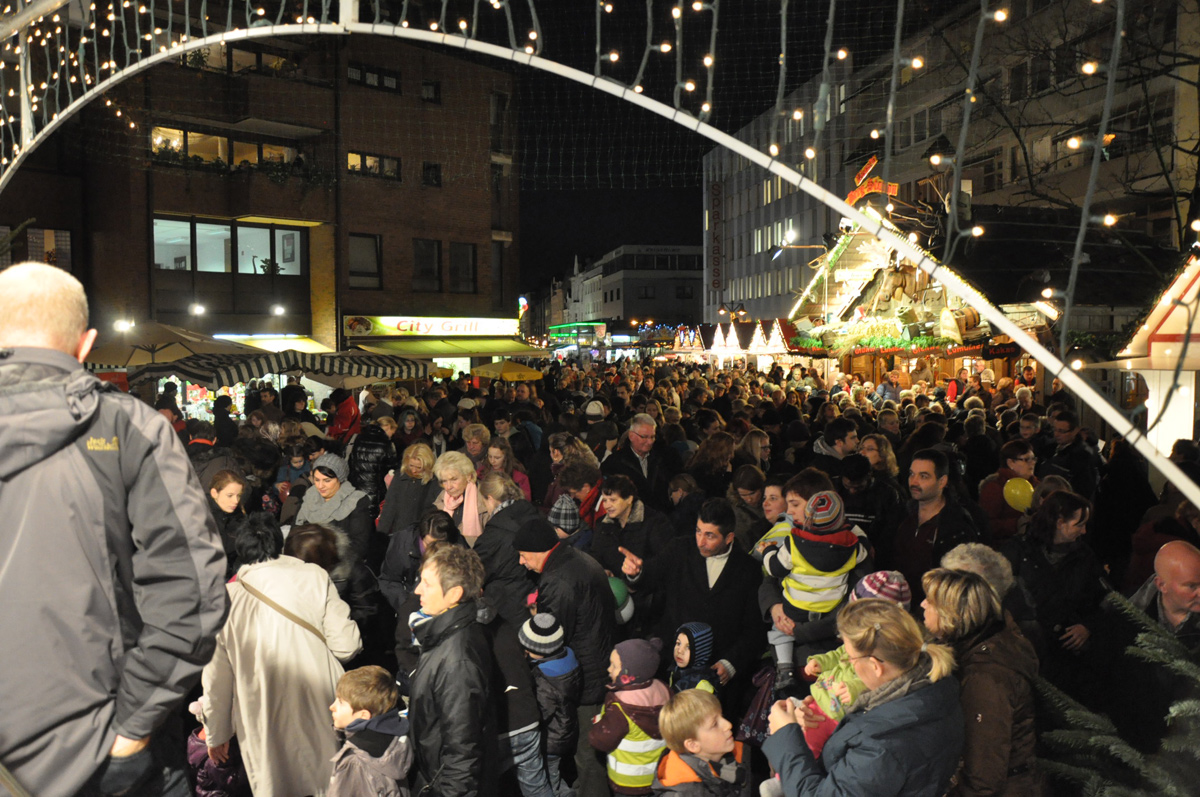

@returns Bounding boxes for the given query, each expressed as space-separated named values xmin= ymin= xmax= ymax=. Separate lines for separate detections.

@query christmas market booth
xmin=787 ymin=208 xmax=1031 ymax=389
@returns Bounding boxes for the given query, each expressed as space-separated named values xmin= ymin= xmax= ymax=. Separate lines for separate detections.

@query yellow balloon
xmin=1003 ymin=477 xmax=1034 ymax=513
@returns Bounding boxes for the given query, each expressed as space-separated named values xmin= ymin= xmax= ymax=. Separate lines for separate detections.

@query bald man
xmin=0 ymin=263 xmax=228 ymax=796
xmin=1130 ymin=540 xmax=1200 ymax=646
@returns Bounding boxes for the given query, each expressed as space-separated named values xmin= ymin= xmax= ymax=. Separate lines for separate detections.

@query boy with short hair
xmin=652 ymin=690 xmax=750 ymax=796
xmin=328 ymin=665 xmax=413 ymax=797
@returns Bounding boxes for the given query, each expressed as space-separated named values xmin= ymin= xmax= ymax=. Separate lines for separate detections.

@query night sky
xmin=507 ymin=0 xmax=963 ymax=291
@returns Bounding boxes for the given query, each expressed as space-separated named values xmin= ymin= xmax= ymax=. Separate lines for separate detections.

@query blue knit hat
xmin=676 ymin=621 xmax=714 ymax=669
xmin=802 ymin=490 xmax=846 ymax=535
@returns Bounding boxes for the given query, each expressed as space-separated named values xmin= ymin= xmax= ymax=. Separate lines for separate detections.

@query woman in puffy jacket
xmin=348 ymin=419 xmax=398 ymax=520
xmin=765 ymin=598 xmax=963 ymax=797
xmin=922 ymin=568 xmax=1043 ymax=797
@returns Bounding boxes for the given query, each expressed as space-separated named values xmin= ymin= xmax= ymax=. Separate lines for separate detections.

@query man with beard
xmin=885 ymin=448 xmax=983 ymax=602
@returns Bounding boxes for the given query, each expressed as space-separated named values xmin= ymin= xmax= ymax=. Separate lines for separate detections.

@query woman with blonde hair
xmin=765 ymin=598 xmax=963 ymax=796
xmin=432 ymin=450 xmax=489 ymax=544
xmin=859 ymin=433 xmax=900 ymax=489
xmin=479 ymin=436 xmax=532 ymax=501
xmin=733 ymin=428 xmax=772 ymax=472
xmin=922 ymin=568 xmax=1042 ymax=797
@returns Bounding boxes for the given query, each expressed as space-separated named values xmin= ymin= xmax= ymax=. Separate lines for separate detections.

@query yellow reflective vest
xmin=605 ymin=702 xmax=667 ymax=791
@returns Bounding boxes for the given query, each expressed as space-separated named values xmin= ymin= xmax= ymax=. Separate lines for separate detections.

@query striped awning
xmin=127 ymin=349 xmax=428 ymax=388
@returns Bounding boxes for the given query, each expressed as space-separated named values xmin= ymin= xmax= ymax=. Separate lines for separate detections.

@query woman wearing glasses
xmin=978 ymin=440 xmax=1040 ymax=542
xmin=764 ymin=598 xmax=963 ymax=796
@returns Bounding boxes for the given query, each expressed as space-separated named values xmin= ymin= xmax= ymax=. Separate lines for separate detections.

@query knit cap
xmin=519 ymin=613 xmax=565 ymax=656
xmin=852 ymin=570 xmax=912 ymax=610
xmin=314 ymin=452 xmax=349 ymax=483
xmin=612 ymin=638 xmax=662 ymax=689
xmin=584 ymin=401 xmax=605 ymax=418
xmin=802 ymin=490 xmax=846 ymax=535
xmin=514 ymin=518 xmax=560 ymax=553
xmin=675 ymin=622 xmax=714 ymax=669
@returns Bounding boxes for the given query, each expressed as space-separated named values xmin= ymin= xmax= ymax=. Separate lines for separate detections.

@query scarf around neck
xmin=850 ymin=652 xmax=935 ymax=715
xmin=297 ymin=482 xmax=367 ymax=526
xmin=443 ymin=480 xmax=484 ymax=539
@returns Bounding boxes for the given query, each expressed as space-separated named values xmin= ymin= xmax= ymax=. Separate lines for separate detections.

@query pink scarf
xmin=443 ymin=481 xmax=484 ymax=540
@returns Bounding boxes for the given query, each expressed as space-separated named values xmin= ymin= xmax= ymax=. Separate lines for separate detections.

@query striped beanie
xmin=676 ymin=621 xmax=714 ymax=669
xmin=519 ymin=613 xmax=565 ymax=656
xmin=852 ymin=570 xmax=912 ymax=610
xmin=802 ymin=490 xmax=846 ymax=535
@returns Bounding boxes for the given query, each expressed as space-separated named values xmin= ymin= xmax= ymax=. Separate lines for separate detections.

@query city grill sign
xmin=343 ymin=316 xmax=519 ymax=336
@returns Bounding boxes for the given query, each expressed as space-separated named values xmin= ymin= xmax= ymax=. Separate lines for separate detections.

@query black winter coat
xmin=213 ymin=409 xmax=239 ymax=448
xmin=531 ymin=647 xmax=583 ymax=757
xmin=536 ymin=543 xmax=617 ymax=704
xmin=476 ymin=500 xmax=540 ymax=627
xmin=477 ymin=600 xmax=542 ymax=735
xmin=207 ymin=496 xmax=244 ymax=580
xmin=634 ymin=536 xmax=768 ymax=678
xmin=377 ymin=472 xmax=440 ymax=538
xmin=590 ymin=500 xmax=676 ymax=577
xmin=410 ymin=600 xmax=498 ymax=797
xmin=601 ymin=444 xmax=683 ymax=513
xmin=348 ymin=424 xmax=396 ymax=517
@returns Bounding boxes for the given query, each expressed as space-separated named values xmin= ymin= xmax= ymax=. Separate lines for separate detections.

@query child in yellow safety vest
xmin=589 ymin=638 xmax=672 ymax=795
xmin=761 ymin=490 xmax=872 ymax=694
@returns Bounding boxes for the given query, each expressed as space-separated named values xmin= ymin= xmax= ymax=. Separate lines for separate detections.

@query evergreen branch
xmin=1159 ymin=736 xmax=1200 ymax=759
xmin=1165 ymin=699 xmax=1200 ymax=724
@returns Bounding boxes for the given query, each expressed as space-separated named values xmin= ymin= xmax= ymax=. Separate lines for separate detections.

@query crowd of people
xmin=3 ymin=261 xmax=1200 ymax=797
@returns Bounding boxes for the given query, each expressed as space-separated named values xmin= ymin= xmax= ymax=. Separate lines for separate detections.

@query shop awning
xmin=358 ymin=337 xmax=544 ymax=358
xmin=217 ymin=335 xmax=335 ymax=353
xmin=128 ymin=349 xmax=428 ymax=389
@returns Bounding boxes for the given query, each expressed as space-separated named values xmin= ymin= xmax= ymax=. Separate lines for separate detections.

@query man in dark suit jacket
xmin=601 ymin=412 xmax=682 ymax=514
xmin=620 ymin=497 xmax=767 ymax=703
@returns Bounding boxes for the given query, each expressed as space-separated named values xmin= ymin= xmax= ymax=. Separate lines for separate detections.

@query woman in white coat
xmin=201 ymin=513 xmax=362 ymax=796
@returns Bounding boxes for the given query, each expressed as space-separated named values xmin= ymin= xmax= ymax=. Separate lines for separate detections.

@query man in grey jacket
xmin=0 ymin=263 xmax=229 ymax=796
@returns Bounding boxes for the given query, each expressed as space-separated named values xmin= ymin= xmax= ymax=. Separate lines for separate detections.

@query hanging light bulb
xmin=659 ymin=41 xmax=672 ymax=53
xmin=769 ymin=143 xmax=779 ymax=156
xmin=804 ymin=147 xmax=816 ymax=159
xmin=703 ymin=53 xmax=713 ymax=67
xmin=684 ymin=79 xmax=695 ymax=91
xmin=993 ymin=8 xmax=1008 ymax=21
xmin=701 ymin=101 xmax=711 ymax=112
xmin=836 ymin=48 xmax=847 ymax=60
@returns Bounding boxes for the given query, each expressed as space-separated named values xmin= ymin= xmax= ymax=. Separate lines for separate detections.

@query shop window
xmin=413 ymin=238 xmax=441 ymax=292
xmin=349 ymin=234 xmax=382 ymax=290
xmin=154 ymin=218 xmax=192 ymax=270
xmin=233 ymin=141 xmax=259 ymax=167
xmin=422 ymin=162 xmax=442 ymax=187
xmin=195 ymin=222 xmax=232 ymax=273
xmin=237 ymin=226 xmax=272 ymax=274
xmin=187 ymin=132 xmax=229 ymax=166
xmin=151 ymin=126 xmax=184 ymax=157
xmin=450 ymin=243 xmax=477 ymax=293
xmin=261 ymin=143 xmax=295 ymax=164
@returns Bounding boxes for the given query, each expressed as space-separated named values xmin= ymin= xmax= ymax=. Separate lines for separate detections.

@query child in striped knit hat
xmin=800 ymin=570 xmax=912 ymax=758
xmin=669 ymin=621 xmax=718 ymax=695
xmin=762 ymin=490 xmax=872 ymax=694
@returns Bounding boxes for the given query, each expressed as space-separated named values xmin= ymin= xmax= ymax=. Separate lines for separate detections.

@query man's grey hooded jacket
xmin=0 ymin=347 xmax=228 ymax=796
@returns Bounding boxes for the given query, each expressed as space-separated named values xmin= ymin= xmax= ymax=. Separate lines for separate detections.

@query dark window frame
xmin=422 ymin=162 xmax=443 ymax=188
xmin=412 ymin=238 xmax=442 ymax=292
xmin=348 ymin=233 xmax=383 ymax=290
xmin=449 ymin=242 xmax=477 ymax=294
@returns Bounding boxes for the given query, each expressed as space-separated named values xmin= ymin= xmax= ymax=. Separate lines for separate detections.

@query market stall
xmin=787 ymin=208 xmax=1024 ymax=389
